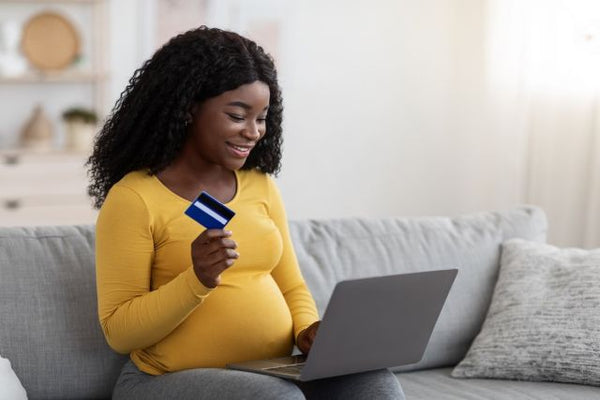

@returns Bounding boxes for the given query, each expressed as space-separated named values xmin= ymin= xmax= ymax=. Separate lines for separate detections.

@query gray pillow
xmin=452 ymin=238 xmax=600 ymax=386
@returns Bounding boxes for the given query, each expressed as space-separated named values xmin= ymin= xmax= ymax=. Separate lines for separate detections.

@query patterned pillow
xmin=452 ymin=239 xmax=600 ymax=386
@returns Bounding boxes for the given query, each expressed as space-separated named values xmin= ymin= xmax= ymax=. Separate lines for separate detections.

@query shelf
xmin=0 ymin=149 xmax=90 ymax=162
xmin=0 ymin=70 xmax=107 ymax=83
xmin=0 ymin=0 xmax=109 ymax=132
xmin=0 ymin=203 xmax=98 ymax=227
xmin=0 ymin=0 xmax=102 ymax=3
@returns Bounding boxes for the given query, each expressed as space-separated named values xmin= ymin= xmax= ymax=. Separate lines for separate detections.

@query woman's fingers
xmin=297 ymin=321 xmax=321 ymax=354
xmin=204 ymin=238 xmax=237 ymax=256
xmin=191 ymin=229 xmax=239 ymax=288
xmin=195 ymin=229 xmax=232 ymax=244
xmin=203 ymin=247 xmax=239 ymax=266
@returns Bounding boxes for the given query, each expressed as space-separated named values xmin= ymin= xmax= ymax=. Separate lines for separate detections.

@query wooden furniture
xmin=0 ymin=150 xmax=97 ymax=226
xmin=0 ymin=0 xmax=108 ymax=226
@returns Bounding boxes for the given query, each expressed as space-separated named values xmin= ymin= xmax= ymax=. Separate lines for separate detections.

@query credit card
xmin=185 ymin=191 xmax=235 ymax=229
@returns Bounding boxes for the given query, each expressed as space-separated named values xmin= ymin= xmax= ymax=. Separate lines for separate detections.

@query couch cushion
xmin=0 ymin=207 xmax=547 ymax=399
xmin=0 ymin=225 xmax=127 ymax=400
xmin=289 ymin=206 xmax=547 ymax=371
xmin=396 ymin=368 xmax=600 ymax=399
xmin=452 ymin=238 xmax=600 ymax=386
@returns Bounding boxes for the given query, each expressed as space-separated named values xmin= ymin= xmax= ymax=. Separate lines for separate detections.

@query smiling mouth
xmin=227 ymin=142 xmax=253 ymax=157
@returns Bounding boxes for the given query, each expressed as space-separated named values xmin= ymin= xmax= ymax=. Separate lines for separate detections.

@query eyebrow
xmin=226 ymin=101 xmax=269 ymax=111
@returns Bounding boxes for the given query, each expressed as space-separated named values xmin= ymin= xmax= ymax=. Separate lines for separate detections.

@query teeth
xmin=231 ymin=145 xmax=249 ymax=152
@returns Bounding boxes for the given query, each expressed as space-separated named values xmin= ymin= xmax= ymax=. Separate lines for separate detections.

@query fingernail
xmin=225 ymin=230 xmax=232 ymax=235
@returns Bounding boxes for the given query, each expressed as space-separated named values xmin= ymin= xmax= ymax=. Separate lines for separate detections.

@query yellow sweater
xmin=96 ymin=169 xmax=319 ymax=375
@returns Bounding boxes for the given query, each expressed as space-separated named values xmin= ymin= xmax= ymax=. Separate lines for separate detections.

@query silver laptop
xmin=227 ymin=268 xmax=458 ymax=381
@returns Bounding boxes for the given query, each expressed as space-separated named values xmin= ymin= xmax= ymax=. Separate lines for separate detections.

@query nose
xmin=242 ymin=121 xmax=262 ymax=140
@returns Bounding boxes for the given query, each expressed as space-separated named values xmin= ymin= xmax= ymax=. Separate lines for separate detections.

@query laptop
xmin=227 ymin=268 xmax=458 ymax=381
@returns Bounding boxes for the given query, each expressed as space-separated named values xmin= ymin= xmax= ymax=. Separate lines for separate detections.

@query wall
xmin=201 ymin=0 xmax=527 ymax=220
xmin=272 ymin=0 xmax=525 ymax=219
xmin=1 ymin=0 xmax=529 ymax=223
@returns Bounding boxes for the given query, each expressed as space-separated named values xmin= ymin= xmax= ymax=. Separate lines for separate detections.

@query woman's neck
xmin=156 ymin=157 xmax=237 ymax=203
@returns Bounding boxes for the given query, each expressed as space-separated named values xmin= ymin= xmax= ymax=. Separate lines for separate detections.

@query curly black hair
xmin=87 ymin=26 xmax=283 ymax=208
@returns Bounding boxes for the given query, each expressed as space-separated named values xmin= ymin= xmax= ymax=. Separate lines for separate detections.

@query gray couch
xmin=1 ymin=206 xmax=598 ymax=399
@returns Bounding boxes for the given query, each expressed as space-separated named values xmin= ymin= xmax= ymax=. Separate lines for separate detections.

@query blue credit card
xmin=185 ymin=191 xmax=235 ymax=229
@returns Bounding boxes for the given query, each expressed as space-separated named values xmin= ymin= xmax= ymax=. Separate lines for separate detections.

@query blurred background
xmin=1 ymin=0 xmax=600 ymax=248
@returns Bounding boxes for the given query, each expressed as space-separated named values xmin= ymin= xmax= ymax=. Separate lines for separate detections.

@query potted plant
xmin=61 ymin=107 xmax=98 ymax=153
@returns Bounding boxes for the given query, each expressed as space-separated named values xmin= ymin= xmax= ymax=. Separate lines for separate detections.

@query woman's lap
xmin=296 ymin=369 xmax=405 ymax=400
xmin=113 ymin=360 xmax=405 ymax=400
xmin=112 ymin=360 xmax=303 ymax=400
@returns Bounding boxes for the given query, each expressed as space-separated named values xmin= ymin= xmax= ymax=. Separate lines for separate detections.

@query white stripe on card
xmin=193 ymin=201 xmax=228 ymax=225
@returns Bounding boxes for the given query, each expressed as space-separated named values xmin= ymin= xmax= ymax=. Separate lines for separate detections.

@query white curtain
xmin=486 ymin=0 xmax=600 ymax=247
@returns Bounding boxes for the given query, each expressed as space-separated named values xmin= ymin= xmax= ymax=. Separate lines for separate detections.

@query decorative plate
xmin=21 ymin=11 xmax=80 ymax=71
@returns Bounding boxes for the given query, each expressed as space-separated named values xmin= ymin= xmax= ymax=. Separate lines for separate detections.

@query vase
xmin=20 ymin=105 xmax=53 ymax=151
xmin=0 ymin=21 xmax=27 ymax=77
xmin=64 ymin=120 xmax=96 ymax=153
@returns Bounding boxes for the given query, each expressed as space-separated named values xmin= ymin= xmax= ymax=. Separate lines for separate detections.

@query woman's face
xmin=187 ymin=80 xmax=270 ymax=171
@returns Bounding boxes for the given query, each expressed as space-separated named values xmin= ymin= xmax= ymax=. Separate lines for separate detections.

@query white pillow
xmin=0 ymin=356 xmax=27 ymax=400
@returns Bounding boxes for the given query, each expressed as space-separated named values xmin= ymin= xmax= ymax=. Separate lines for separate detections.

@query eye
xmin=226 ymin=113 xmax=244 ymax=122
xmin=257 ymin=116 xmax=267 ymax=124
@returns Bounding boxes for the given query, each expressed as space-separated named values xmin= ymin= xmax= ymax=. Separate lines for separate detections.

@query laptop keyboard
xmin=264 ymin=363 xmax=305 ymax=375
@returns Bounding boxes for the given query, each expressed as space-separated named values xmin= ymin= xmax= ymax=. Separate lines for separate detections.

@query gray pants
xmin=113 ymin=360 xmax=406 ymax=400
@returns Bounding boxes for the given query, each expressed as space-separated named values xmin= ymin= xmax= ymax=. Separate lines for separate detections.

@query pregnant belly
xmin=144 ymin=274 xmax=295 ymax=371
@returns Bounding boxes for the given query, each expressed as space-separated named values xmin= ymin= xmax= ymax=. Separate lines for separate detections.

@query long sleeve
xmin=95 ymin=169 xmax=314 ymax=374
xmin=266 ymin=178 xmax=320 ymax=341
xmin=95 ymin=185 xmax=212 ymax=354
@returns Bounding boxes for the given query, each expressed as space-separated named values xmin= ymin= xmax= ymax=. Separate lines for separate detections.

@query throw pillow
xmin=451 ymin=238 xmax=600 ymax=386
xmin=0 ymin=355 xmax=27 ymax=400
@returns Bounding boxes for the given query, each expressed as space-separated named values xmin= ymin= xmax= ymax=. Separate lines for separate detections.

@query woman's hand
xmin=191 ymin=229 xmax=238 ymax=288
xmin=297 ymin=321 xmax=321 ymax=354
